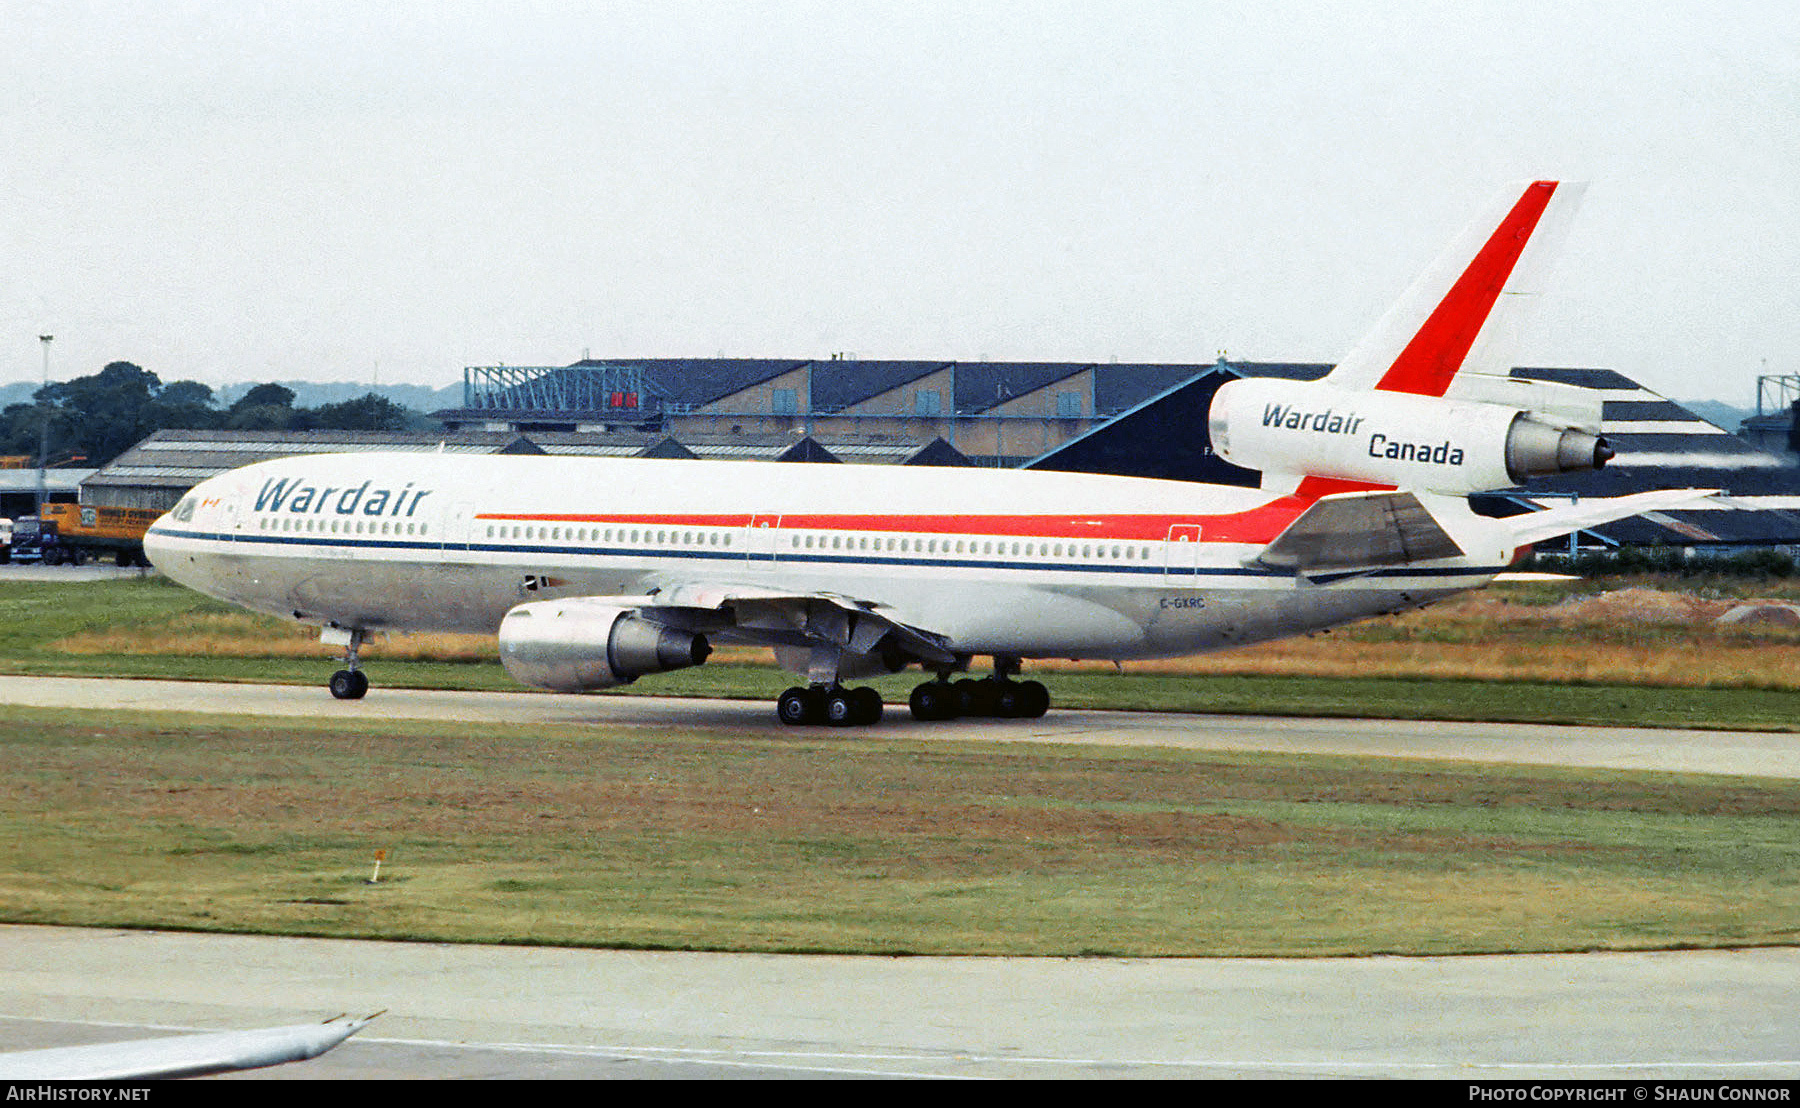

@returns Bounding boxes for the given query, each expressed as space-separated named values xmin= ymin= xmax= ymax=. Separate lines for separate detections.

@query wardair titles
xmin=1261 ymin=403 xmax=1467 ymax=468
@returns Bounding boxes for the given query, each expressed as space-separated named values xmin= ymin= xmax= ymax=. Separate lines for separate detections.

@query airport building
xmin=0 ymin=467 xmax=90 ymax=521
xmin=1739 ymin=374 xmax=1800 ymax=459
xmin=432 ymin=357 xmax=1234 ymax=466
xmin=79 ymin=357 xmax=1800 ymax=553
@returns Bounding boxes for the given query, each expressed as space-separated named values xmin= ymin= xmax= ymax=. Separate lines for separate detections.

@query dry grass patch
xmin=52 ymin=611 xmax=498 ymax=662
xmin=43 ymin=583 xmax=1800 ymax=689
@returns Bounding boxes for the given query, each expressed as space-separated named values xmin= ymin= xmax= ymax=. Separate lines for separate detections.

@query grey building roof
xmin=808 ymin=361 xmax=949 ymax=413
xmin=438 ymin=358 xmax=1279 ymax=422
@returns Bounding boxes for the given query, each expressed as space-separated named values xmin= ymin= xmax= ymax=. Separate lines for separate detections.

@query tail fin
xmin=1326 ymin=180 xmax=1586 ymax=397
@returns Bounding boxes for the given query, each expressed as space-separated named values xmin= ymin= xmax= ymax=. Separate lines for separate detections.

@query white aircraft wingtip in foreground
xmin=146 ymin=181 xmax=1710 ymax=726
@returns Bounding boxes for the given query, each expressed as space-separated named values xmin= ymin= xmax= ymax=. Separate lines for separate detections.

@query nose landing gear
xmin=326 ymin=626 xmax=369 ymax=700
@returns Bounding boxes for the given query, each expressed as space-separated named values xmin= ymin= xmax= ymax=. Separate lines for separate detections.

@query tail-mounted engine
xmin=1208 ymin=377 xmax=1612 ymax=494
xmin=498 ymin=598 xmax=711 ymax=692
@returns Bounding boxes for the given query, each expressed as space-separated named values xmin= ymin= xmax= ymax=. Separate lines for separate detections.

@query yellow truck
xmin=10 ymin=503 xmax=160 ymax=566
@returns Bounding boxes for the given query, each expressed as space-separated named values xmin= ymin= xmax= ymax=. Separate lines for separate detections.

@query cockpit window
xmin=169 ymin=497 xmax=197 ymax=523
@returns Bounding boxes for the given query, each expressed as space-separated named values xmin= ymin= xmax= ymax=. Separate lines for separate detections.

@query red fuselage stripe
xmin=480 ymin=499 xmax=1326 ymax=545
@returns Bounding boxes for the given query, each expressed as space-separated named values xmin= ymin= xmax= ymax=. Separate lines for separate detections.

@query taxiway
xmin=0 ymin=673 xmax=1795 ymax=778
xmin=2 ymin=674 xmax=1795 ymax=1079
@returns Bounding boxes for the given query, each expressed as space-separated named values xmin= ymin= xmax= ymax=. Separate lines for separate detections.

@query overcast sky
xmin=2 ymin=1 xmax=1795 ymax=406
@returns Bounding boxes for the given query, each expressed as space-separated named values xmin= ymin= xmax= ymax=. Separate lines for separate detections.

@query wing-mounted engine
xmin=498 ymin=598 xmax=711 ymax=692
xmin=1208 ymin=377 xmax=1612 ymax=494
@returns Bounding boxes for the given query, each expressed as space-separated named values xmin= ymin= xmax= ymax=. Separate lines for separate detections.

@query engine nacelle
xmin=1209 ymin=378 xmax=1612 ymax=494
xmin=498 ymin=599 xmax=711 ymax=692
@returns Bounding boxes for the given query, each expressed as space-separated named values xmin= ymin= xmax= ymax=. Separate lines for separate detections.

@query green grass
xmin=4 ymin=576 xmax=1800 ymax=729
xmin=0 ymin=707 xmax=1794 ymax=956
xmin=3 ymin=576 xmax=1794 ymax=956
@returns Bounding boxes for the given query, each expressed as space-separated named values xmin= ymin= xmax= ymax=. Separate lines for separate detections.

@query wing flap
xmin=647 ymin=583 xmax=956 ymax=664
xmin=1253 ymin=491 xmax=1464 ymax=575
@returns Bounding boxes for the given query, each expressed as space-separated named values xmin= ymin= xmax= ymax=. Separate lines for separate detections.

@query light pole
xmin=36 ymin=335 xmax=51 ymax=516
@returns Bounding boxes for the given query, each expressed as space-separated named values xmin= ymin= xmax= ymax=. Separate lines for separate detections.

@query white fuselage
xmin=145 ymin=452 xmax=1515 ymax=664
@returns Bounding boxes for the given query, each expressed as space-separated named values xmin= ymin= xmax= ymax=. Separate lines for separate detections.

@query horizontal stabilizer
xmin=0 ymin=1014 xmax=379 ymax=1080
xmin=1506 ymin=489 xmax=1721 ymax=547
xmin=1253 ymin=491 xmax=1464 ymax=575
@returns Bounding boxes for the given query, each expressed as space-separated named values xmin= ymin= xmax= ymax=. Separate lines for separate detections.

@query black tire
xmin=1020 ymin=680 xmax=1050 ymax=718
xmin=957 ymin=677 xmax=1002 ymax=717
xmin=909 ymin=682 xmax=956 ymax=722
xmin=777 ymin=686 xmax=821 ymax=726
xmin=995 ymin=682 xmax=1028 ymax=718
xmin=851 ymin=686 xmax=883 ymax=725
xmin=329 ymin=669 xmax=368 ymax=700
xmin=825 ymin=688 xmax=859 ymax=727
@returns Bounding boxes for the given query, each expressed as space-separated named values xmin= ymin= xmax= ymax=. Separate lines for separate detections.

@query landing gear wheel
xmin=851 ymin=686 xmax=883 ymax=725
xmin=825 ymin=688 xmax=860 ymax=727
xmin=777 ymin=685 xmax=823 ymax=726
xmin=329 ymin=669 xmax=369 ymax=700
xmin=1018 ymin=680 xmax=1050 ymax=718
xmin=995 ymin=682 xmax=1029 ymax=718
xmin=909 ymin=681 xmax=958 ymax=721
xmin=991 ymin=679 xmax=1052 ymax=718
xmin=953 ymin=678 xmax=991 ymax=717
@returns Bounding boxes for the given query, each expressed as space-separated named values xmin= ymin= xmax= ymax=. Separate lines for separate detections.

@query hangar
xmin=433 ymin=357 xmax=1212 ymax=466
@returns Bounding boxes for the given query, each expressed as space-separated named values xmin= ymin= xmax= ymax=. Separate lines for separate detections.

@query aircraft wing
xmin=644 ymin=582 xmax=960 ymax=665
xmin=1503 ymin=488 xmax=1722 ymax=546
xmin=0 ymin=1014 xmax=379 ymax=1080
xmin=1251 ymin=491 xmax=1465 ymax=576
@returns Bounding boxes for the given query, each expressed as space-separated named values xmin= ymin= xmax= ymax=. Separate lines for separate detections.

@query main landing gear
xmin=777 ymin=684 xmax=884 ymax=727
xmin=327 ymin=626 xmax=369 ymax=700
xmin=772 ymin=656 xmax=1053 ymax=727
xmin=907 ymin=675 xmax=1049 ymax=721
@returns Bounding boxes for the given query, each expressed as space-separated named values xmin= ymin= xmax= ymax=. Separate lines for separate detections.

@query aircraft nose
xmin=141 ymin=519 xmax=173 ymax=570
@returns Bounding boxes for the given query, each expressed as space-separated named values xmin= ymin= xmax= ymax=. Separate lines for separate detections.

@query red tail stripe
xmin=1374 ymin=181 xmax=1557 ymax=397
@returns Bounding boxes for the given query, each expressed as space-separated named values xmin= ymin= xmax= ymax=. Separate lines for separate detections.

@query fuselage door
xmin=744 ymin=514 xmax=782 ymax=563
xmin=221 ymin=484 xmax=246 ymax=542
xmin=1164 ymin=523 xmax=1202 ymax=576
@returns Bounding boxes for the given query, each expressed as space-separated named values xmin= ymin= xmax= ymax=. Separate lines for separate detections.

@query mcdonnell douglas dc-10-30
xmin=145 ymin=181 xmax=1711 ymax=726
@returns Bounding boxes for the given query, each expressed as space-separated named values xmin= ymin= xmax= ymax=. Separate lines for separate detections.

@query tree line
xmin=1 ymin=361 xmax=415 ymax=467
